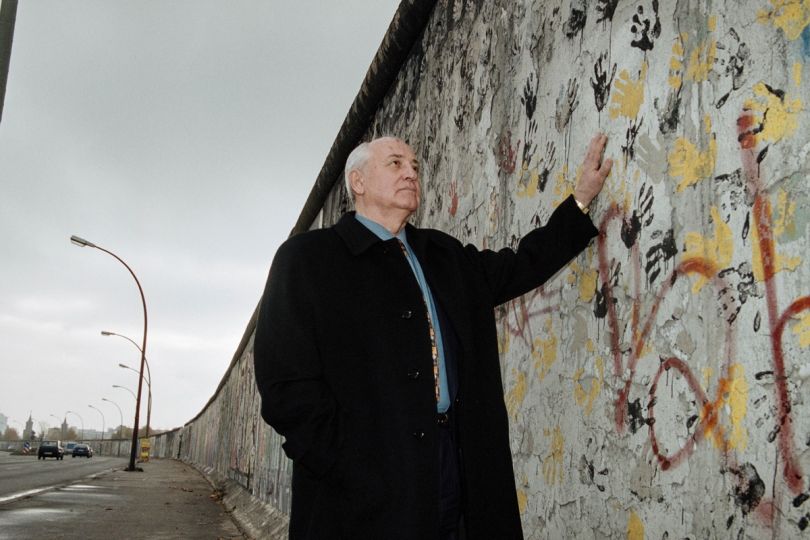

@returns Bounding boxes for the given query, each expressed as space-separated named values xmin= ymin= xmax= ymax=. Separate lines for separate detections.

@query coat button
xmin=412 ymin=431 xmax=425 ymax=440
xmin=401 ymin=310 xmax=413 ymax=319
xmin=407 ymin=368 xmax=420 ymax=379
xmin=454 ymin=397 xmax=462 ymax=407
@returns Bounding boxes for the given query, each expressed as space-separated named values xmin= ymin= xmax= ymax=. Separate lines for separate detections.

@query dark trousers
xmin=438 ymin=413 xmax=462 ymax=540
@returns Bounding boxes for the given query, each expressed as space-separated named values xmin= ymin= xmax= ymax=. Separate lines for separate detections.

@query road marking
xmin=0 ymin=463 xmax=123 ymax=505
xmin=0 ymin=486 xmax=54 ymax=504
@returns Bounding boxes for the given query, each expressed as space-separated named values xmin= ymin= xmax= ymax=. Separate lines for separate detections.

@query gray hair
xmin=344 ymin=136 xmax=409 ymax=203
xmin=344 ymin=142 xmax=372 ymax=203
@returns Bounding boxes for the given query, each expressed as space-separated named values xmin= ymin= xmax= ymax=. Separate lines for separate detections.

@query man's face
xmin=354 ymin=138 xmax=421 ymax=217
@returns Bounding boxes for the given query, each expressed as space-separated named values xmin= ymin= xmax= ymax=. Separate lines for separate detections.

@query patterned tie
xmin=398 ymin=240 xmax=440 ymax=403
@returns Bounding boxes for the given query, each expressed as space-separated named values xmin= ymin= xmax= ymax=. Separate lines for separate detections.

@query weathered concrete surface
xmin=149 ymin=1 xmax=810 ymax=538
xmin=149 ymin=337 xmax=291 ymax=539
xmin=318 ymin=1 xmax=810 ymax=538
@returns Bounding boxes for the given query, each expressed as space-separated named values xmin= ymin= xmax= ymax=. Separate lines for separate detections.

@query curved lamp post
xmin=65 ymin=410 xmax=84 ymax=441
xmin=71 ymin=235 xmax=147 ymax=472
xmin=102 ymin=397 xmax=123 ymax=438
xmin=103 ymin=330 xmax=152 ymax=438
xmin=113 ymin=384 xmax=136 ymax=401
xmin=88 ymin=405 xmax=105 ymax=441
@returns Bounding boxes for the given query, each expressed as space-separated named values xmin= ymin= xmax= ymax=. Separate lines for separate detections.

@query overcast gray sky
xmin=0 ymin=1 xmax=400 ymax=435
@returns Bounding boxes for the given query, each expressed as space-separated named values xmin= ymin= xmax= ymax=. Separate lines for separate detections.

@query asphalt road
xmin=0 ymin=451 xmax=127 ymax=501
xmin=0 ymin=456 xmax=244 ymax=539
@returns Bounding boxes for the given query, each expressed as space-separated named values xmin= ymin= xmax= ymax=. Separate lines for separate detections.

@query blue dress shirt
xmin=355 ymin=213 xmax=451 ymax=413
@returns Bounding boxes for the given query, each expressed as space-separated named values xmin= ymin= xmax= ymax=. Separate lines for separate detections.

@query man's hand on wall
xmin=574 ymin=133 xmax=612 ymax=209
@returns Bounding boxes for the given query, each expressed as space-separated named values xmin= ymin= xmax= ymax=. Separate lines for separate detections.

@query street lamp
xmin=71 ymin=234 xmax=148 ymax=472
xmin=66 ymin=410 xmax=84 ymax=441
xmin=49 ymin=414 xmax=63 ymax=439
xmin=113 ymin=384 xmax=136 ymax=401
xmin=102 ymin=398 xmax=123 ymax=438
xmin=119 ymin=361 xmax=152 ymax=438
xmin=88 ymin=405 xmax=105 ymax=441
xmin=103 ymin=330 xmax=152 ymax=439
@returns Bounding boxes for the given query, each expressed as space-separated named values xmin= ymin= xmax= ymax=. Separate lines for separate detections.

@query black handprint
xmin=521 ymin=73 xmax=538 ymax=120
xmin=621 ymin=117 xmax=643 ymax=162
xmin=564 ymin=1 xmax=587 ymax=38
xmin=717 ymin=262 xmax=759 ymax=324
xmin=654 ymin=89 xmax=681 ymax=134
xmin=555 ymin=78 xmax=580 ymax=132
xmin=522 ymin=119 xmax=539 ymax=171
xmin=630 ymin=0 xmax=661 ymax=52
xmin=621 ymin=184 xmax=651 ymax=249
xmin=594 ymin=260 xmax=621 ymax=319
xmin=719 ymin=262 xmax=759 ymax=305
xmin=590 ymin=52 xmax=617 ymax=112
xmin=596 ymin=0 xmax=619 ymax=23
xmin=644 ymin=229 xmax=677 ymax=286
xmin=715 ymin=28 xmax=751 ymax=108
xmin=638 ymin=183 xmax=654 ymax=227
xmin=538 ymin=141 xmax=556 ymax=192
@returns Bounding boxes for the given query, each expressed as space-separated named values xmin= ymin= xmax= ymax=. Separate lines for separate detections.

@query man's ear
xmin=349 ymin=169 xmax=364 ymax=198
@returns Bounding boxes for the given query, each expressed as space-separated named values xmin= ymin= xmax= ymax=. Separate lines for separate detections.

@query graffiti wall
xmin=150 ymin=335 xmax=292 ymax=530
xmin=318 ymin=0 xmax=810 ymax=537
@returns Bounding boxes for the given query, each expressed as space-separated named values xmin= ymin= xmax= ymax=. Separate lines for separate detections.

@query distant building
xmin=81 ymin=429 xmax=104 ymax=441
xmin=0 ymin=412 xmax=7 ymax=434
xmin=23 ymin=414 xmax=33 ymax=440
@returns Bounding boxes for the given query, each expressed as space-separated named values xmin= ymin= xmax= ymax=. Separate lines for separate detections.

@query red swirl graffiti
xmin=595 ymin=110 xmax=808 ymax=497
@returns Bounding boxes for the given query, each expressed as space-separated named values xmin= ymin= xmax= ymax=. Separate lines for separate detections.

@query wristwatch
xmin=574 ymin=197 xmax=589 ymax=214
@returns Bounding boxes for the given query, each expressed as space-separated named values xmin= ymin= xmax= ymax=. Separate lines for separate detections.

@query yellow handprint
xmin=668 ymin=115 xmax=717 ymax=192
xmin=683 ymin=206 xmax=733 ymax=292
xmin=757 ymin=0 xmax=810 ymax=40
xmin=742 ymin=82 xmax=803 ymax=146
xmin=610 ymin=62 xmax=647 ymax=120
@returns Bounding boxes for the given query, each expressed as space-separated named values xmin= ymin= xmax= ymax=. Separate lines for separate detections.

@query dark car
xmin=72 ymin=444 xmax=93 ymax=458
xmin=38 ymin=440 xmax=65 ymax=460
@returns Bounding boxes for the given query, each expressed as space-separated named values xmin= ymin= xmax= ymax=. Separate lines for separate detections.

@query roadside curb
xmin=188 ymin=461 xmax=289 ymax=539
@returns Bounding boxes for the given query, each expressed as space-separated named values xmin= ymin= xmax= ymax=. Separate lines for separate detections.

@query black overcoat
xmin=254 ymin=195 xmax=598 ymax=539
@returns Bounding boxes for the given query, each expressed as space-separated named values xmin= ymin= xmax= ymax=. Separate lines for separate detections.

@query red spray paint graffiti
xmin=595 ymin=110 xmax=808 ymax=500
xmin=738 ymin=110 xmax=807 ymax=495
xmin=500 ymin=285 xmax=563 ymax=349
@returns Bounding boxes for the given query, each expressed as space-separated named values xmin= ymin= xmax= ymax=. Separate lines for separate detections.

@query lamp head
xmin=101 ymin=330 xmax=114 ymax=336
xmin=70 ymin=235 xmax=95 ymax=248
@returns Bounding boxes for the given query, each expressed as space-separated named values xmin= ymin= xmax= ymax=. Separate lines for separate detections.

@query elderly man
xmin=254 ymin=134 xmax=611 ymax=539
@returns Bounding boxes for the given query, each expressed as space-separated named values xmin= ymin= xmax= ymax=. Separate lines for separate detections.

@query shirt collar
xmin=355 ymin=212 xmax=409 ymax=246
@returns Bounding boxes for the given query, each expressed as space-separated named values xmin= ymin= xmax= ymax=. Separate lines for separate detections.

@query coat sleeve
xmin=253 ymin=237 xmax=342 ymax=479
xmin=468 ymin=195 xmax=599 ymax=306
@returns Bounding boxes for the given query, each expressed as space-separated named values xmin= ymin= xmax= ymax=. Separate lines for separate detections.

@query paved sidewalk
xmin=0 ymin=458 xmax=245 ymax=540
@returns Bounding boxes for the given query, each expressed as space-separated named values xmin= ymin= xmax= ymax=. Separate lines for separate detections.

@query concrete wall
xmin=154 ymin=1 xmax=810 ymax=538
xmin=319 ymin=1 xmax=810 ymax=537
xmin=150 ymin=335 xmax=292 ymax=535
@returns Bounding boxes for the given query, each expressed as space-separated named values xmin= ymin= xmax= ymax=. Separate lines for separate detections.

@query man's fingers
xmin=585 ymin=133 xmax=607 ymax=169
xmin=599 ymin=157 xmax=613 ymax=178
